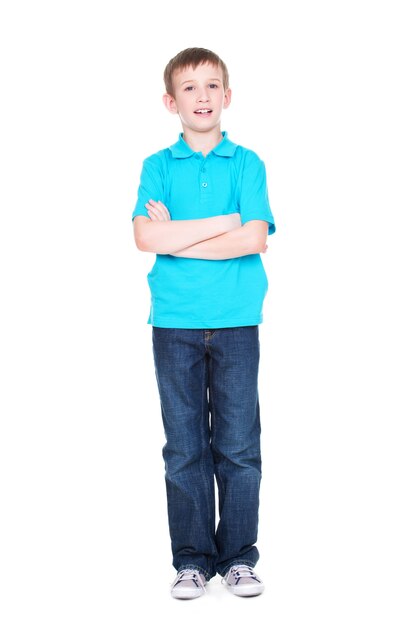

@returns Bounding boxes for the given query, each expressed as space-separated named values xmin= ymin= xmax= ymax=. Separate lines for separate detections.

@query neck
xmin=182 ymin=126 xmax=223 ymax=156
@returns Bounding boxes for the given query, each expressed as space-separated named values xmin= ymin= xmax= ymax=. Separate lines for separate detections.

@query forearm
xmin=136 ymin=214 xmax=240 ymax=254
xmin=171 ymin=225 xmax=258 ymax=260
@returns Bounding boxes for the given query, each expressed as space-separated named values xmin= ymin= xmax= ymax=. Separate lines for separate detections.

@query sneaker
xmin=222 ymin=564 xmax=265 ymax=597
xmin=170 ymin=568 xmax=207 ymax=600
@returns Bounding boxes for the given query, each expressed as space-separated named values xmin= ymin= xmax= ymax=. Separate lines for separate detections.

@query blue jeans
xmin=151 ymin=325 xmax=262 ymax=581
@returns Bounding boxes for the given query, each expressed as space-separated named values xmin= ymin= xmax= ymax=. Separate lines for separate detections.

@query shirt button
xmin=202 ymin=182 xmax=208 ymax=188
xmin=201 ymin=168 xmax=206 ymax=172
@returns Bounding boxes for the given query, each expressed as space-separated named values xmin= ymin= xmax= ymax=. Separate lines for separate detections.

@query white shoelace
xmin=172 ymin=569 xmax=206 ymax=592
xmin=222 ymin=564 xmax=261 ymax=585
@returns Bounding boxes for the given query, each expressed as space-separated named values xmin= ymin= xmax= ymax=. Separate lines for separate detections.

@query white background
xmin=1 ymin=0 xmax=417 ymax=624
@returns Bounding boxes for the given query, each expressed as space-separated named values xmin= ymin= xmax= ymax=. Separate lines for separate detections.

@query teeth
xmin=195 ymin=109 xmax=211 ymax=113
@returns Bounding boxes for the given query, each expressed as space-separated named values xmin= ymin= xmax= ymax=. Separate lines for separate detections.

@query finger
xmin=153 ymin=200 xmax=171 ymax=221
xmin=145 ymin=203 xmax=164 ymax=221
xmin=162 ymin=207 xmax=171 ymax=220
xmin=147 ymin=209 xmax=164 ymax=221
xmin=148 ymin=199 xmax=166 ymax=210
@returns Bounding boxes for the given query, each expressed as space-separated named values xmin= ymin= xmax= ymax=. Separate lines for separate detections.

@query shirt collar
xmin=169 ymin=131 xmax=238 ymax=159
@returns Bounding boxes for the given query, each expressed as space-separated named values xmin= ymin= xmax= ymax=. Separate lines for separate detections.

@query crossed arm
xmin=133 ymin=199 xmax=269 ymax=260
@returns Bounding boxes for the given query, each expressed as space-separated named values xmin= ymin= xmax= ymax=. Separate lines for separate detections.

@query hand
xmin=145 ymin=199 xmax=171 ymax=221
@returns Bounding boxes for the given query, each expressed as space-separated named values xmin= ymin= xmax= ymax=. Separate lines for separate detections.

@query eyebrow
xmin=180 ymin=78 xmax=222 ymax=85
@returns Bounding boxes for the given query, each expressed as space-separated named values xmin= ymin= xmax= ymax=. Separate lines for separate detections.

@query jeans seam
xmin=208 ymin=354 xmax=224 ymax=517
xmin=200 ymin=352 xmax=216 ymax=567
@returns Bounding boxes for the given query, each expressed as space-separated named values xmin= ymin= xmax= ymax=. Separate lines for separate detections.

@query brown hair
xmin=163 ymin=47 xmax=229 ymax=96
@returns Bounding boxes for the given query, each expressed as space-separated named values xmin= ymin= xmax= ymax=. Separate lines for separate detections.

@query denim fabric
xmin=152 ymin=325 xmax=262 ymax=580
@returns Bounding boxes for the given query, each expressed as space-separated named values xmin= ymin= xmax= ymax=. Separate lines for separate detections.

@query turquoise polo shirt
xmin=132 ymin=131 xmax=276 ymax=329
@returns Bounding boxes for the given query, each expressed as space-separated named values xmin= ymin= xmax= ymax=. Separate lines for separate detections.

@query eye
xmin=184 ymin=85 xmax=194 ymax=92
xmin=209 ymin=83 xmax=219 ymax=89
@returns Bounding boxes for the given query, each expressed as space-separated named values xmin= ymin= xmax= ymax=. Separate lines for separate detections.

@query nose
xmin=197 ymin=87 xmax=210 ymax=102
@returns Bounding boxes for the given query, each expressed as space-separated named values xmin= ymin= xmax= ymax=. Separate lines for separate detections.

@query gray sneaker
xmin=222 ymin=564 xmax=265 ymax=597
xmin=171 ymin=568 xmax=207 ymax=600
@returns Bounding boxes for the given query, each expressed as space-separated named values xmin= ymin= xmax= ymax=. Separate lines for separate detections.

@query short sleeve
xmin=132 ymin=156 xmax=165 ymax=221
xmin=238 ymin=151 xmax=276 ymax=235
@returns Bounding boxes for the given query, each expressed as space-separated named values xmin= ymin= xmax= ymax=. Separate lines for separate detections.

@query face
xmin=163 ymin=62 xmax=231 ymax=133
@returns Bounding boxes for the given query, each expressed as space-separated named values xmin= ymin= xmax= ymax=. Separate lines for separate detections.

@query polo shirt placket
xmin=199 ymin=154 xmax=212 ymax=209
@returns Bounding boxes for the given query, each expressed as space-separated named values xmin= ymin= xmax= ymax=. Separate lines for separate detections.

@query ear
xmin=223 ymin=88 xmax=232 ymax=110
xmin=162 ymin=93 xmax=178 ymax=115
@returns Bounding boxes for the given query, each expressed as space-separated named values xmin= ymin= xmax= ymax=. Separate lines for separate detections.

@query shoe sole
xmin=171 ymin=588 xmax=205 ymax=600
xmin=228 ymin=584 xmax=265 ymax=597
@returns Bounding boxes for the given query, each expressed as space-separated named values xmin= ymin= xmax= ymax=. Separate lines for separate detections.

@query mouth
xmin=194 ymin=108 xmax=213 ymax=116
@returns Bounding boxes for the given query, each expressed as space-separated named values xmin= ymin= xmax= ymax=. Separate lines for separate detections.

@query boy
xmin=132 ymin=48 xmax=276 ymax=599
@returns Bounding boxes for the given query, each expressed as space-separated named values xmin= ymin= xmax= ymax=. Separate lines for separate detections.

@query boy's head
xmin=163 ymin=47 xmax=229 ymax=97
xmin=162 ymin=47 xmax=231 ymax=134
